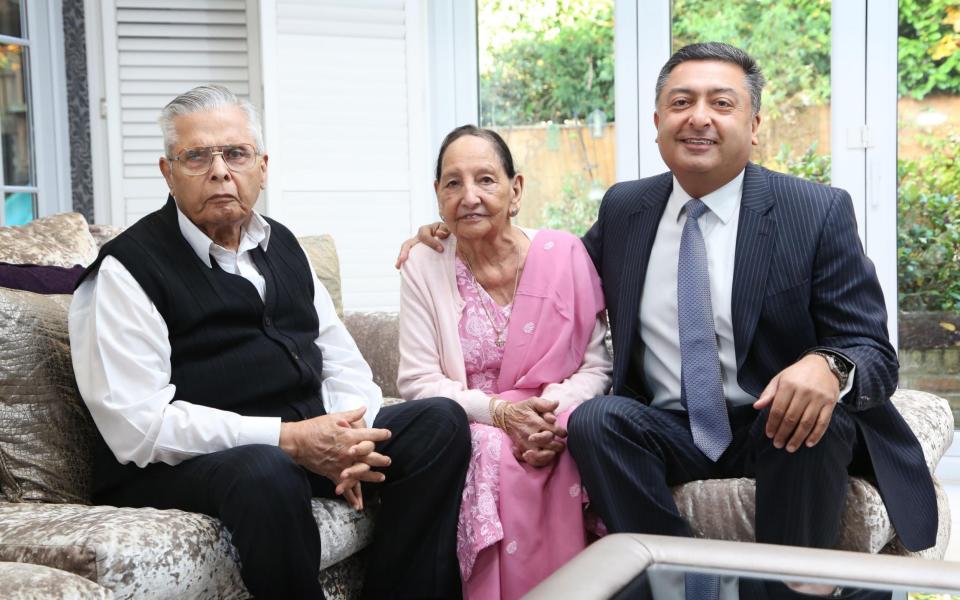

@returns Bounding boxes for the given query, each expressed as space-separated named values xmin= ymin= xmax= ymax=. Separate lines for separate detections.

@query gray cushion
xmin=0 ymin=212 xmax=98 ymax=268
xmin=0 ymin=499 xmax=373 ymax=599
xmin=0 ymin=561 xmax=112 ymax=599
xmin=0 ymin=289 xmax=95 ymax=503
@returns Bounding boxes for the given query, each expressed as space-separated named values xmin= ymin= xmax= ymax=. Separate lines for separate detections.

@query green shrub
xmin=779 ymin=142 xmax=831 ymax=184
xmin=897 ymin=131 xmax=960 ymax=311
xmin=541 ymin=174 xmax=602 ymax=236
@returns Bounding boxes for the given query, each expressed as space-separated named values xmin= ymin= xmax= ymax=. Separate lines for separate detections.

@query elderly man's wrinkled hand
xmin=278 ymin=406 xmax=392 ymax=495
xmin=394 ymin=222 xmax=449 ymax=269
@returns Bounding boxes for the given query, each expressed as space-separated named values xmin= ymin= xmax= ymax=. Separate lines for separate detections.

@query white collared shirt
xmin=639 ymin=171 xmax=853 ymax=409
xmin=69 ymin=204 xmax=382 ymax=468
xmin=640 ymin=172 xmax=752 ymax=410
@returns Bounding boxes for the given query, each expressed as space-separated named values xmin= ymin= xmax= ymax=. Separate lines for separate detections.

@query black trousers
xmin=567 ymin=395 xmax=859 ymax=548
xmin=96 ymin=398 xmax=471 ymax=600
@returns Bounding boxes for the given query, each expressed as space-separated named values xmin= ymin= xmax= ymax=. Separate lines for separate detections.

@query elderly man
xmin=69 ymin=85 xmax=470 ymax=600
xmin=400 ymin=42 xmax=936 ymax=598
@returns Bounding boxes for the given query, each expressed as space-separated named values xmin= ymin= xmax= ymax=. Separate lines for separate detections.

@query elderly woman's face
xmin=435 ymin=135 xmax=521 ymax=241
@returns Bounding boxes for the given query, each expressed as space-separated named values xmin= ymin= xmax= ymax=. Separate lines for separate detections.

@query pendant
xmin=495 ymin=337 xmax=505 ymax=348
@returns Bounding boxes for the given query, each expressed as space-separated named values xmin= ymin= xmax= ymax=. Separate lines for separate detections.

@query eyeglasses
xmin=168 ymin=144 xmax=260 ymax=176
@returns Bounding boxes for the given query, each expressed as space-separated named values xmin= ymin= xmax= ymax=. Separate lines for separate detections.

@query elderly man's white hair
xmin=159 ymin=84 xmax=264 ymax=157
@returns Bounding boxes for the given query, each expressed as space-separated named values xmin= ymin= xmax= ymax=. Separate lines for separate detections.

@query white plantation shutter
xmin=103 ymin=0 xmax=260 ymax=225
xmin=261 ymin=0 xmax=429 ymax=311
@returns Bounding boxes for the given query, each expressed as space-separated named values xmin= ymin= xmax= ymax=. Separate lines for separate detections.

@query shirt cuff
xmin=237 ymin=416 xmax=282 ymax=447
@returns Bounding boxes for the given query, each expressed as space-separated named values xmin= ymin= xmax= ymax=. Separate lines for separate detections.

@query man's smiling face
xmin=654 ymin=59 xmax=760 ymax=198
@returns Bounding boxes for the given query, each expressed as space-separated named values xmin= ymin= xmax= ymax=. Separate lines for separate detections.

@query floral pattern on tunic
xmin=454 ymin=257 xmax=514 ymax=579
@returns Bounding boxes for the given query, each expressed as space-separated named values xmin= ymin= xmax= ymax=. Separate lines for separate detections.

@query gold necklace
xmin=459 ymin=244 xmax=521 ymax=348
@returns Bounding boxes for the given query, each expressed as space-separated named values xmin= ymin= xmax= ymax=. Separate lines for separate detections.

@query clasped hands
xmin=495 ymin=397 xmax=568 ymax=468
xmin=753 ymin=353 xmax=842 ymax=453
xmin=279 ymin=406 xmax=391 ymax=511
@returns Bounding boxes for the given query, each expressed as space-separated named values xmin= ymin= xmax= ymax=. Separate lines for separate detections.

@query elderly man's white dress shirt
xmin=69 ymin=205 xmax=382 ymax=468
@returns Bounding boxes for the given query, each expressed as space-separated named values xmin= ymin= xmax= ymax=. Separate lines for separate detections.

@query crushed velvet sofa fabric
xmin=0 ymin=500 xmax=372 ymax=600
xmin=0 ymin=561 xmax=112 ymax=599
xmin=0 ymin=212 xmax=98 ymax=268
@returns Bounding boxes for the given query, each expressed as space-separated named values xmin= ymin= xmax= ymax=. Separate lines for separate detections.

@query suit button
xmin=264 ymin=316 xmax=272 ymax=327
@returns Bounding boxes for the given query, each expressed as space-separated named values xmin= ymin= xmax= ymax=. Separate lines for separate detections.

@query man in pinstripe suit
xmin=564 ymin=41 xmax=937 ymax=592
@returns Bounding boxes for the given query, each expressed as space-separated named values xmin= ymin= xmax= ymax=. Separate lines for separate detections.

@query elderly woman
xmin=398 ymin=125 xmax=612 ymax=600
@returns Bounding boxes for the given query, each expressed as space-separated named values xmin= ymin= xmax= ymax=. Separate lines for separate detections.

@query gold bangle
xmin=495 ymin=401 xmax=510 ymax=430
xmin=489 ymin=397 xmax=502 ymax=428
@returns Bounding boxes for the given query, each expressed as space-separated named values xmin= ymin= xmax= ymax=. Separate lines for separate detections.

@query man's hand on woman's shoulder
xmin=394 ymin=222 xmax=449 ymax=269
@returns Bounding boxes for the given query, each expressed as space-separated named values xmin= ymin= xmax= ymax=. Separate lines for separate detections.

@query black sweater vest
xmin=80 ymin=196 xmax=326 ymax=491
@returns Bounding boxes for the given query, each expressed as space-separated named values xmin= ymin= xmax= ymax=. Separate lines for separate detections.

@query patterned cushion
xmin=344 ymin=311 xmax=400 ymax=398
xmin=0 ymin=561 xmax=112 ymax=599
xmin=0 ymin=288 xmax=95 ymax=503
xmin=87 ymin=225 xmax=124 ymax=250
xmin=0 ymin=213 xmax=98 ymax=268
xmin=0 ymin=499 xmax=373 ymax=599
xmin=299 ymin=235 xmax=343 ymax=319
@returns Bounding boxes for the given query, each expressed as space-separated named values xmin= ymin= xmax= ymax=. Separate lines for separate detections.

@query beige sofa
xmin=0 ymin=212 xmax=953 ymax=599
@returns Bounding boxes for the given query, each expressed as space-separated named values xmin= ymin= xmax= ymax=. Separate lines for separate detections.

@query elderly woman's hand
xmin=499 ymin=397 xmax=568 ymax=468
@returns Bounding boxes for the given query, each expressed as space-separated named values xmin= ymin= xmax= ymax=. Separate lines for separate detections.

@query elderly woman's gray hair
xmin=158 ymin=85 xmax=264 ymax=157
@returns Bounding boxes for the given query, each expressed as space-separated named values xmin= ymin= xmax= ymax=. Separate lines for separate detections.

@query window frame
xmin=0 ymin=0 xmax=71 ymax=225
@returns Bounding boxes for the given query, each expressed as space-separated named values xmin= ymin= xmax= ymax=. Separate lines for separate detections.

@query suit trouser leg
xmin=567 ymin=395 xmax=719 ymax=535
xmin=96 ymin=444 xmax=323 ymax=600
xmin=360 ymin=397 xmax=471 ymax=600
xmin=751 ymin=405 xmax=857 ymax=548
xmin=568 ymin=396 xmax=859 ymax=547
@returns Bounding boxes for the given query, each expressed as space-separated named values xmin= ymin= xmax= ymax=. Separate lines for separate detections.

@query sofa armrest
xmin=344 ymin=311 xmax=400 ymax=399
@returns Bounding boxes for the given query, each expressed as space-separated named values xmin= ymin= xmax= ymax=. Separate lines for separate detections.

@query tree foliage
xmin=897 ymin=132 xmax=960 ymax=311
xmin=478 ymin=0 xmax=614 ymax=126
xmin=478 ymin=0 xmax=960 ymax=127
xmin=899 ymin=1 xmax=960 ymax=99
xmin=672 ymin=0 xmax=831 ymax=120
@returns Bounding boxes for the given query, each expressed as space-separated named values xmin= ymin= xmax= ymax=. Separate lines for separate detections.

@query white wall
xmin=260 ymin=0 xmax=428 ymax=310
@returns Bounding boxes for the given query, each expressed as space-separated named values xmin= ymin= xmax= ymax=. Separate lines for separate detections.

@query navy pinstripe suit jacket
xmin=581 ymin=162 xmax=937 ymax=551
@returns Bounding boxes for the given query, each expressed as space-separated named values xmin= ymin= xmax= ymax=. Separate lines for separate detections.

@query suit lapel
xmin=732 ymin=163 xmax=776 ymax=373
xmin=612 ymin=175 xmax=672 ymax=393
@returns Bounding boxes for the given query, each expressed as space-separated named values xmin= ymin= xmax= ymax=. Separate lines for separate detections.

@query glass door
xmin=895 ymin=2 xmax=960 ymax=423
xmin=477 ymin=0 xmax=615 ymax=235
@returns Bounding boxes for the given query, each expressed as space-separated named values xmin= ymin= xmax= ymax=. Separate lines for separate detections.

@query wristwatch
xmin=811 ymin=351 xmax=851 ymax=390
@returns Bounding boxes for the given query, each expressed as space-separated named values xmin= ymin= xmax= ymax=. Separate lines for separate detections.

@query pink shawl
xmin=461 ymin=229 xmax=604 ymax=600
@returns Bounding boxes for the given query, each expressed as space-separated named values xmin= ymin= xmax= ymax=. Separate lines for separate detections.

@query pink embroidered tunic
xmin=453 ymin=231 xmax=603 ymax=600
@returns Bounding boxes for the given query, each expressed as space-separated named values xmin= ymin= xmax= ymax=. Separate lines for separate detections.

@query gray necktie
xmin=678 ymin=198 xmax=731 ymax=462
